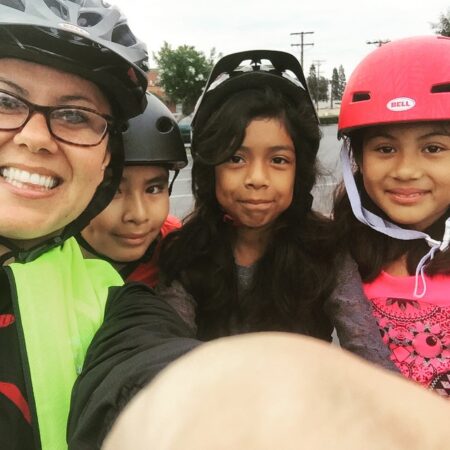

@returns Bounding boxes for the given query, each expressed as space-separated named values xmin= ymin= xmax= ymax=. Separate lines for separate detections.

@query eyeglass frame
xmin=0 ymin=89 xmax=115 ymax=147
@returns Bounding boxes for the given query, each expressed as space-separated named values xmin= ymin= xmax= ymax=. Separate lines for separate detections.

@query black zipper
xmin=5 ymin=266 xmax=42 ymax=450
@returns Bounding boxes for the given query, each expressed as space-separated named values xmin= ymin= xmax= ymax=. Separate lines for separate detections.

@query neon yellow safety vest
xmin=9 ymin=237 xmax=123 ymax=450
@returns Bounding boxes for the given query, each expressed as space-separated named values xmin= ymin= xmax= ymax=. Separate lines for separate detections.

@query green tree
xmin=338 ymin=65 xmax=346 ymax=99
xmin=431 ymin=9 xmax=450 ymax=36
xmin=318 ymin=77 xmax=329 ymax=102
xmin=307 ymin=64 xmax=328 ymax=106
xmin=331 ymin=67 xmax=340 ymax=101
xmin=154 ymin=42 xmax=217 ymax=115
xmin=307 ymin=64 xmax=318 ymax=105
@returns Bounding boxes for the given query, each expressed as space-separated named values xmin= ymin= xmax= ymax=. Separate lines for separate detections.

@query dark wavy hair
xmin=332 ymin=122 xmax=450 ymax=281
xmin=159 ymin=86 xmax=335 ymax=341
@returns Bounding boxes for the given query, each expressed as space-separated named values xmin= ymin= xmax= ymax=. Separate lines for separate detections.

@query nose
xmin=123 ymin=193 xmax=149 ymax=225
xmin=13 ymin=112 xmax=58 ymax=154
xmin=391 ymin=151 xmax=423 ymax=181
xmin=244 ymin=160 xmax=269 ymax=189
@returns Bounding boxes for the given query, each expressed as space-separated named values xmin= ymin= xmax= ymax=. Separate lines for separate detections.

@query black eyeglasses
xmin=0 ymin=90 xmax=114 ymax=147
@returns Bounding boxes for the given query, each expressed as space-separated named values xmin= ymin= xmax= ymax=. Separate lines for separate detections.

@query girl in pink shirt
xmin=331 ymin=35 xmax=450 ymax=396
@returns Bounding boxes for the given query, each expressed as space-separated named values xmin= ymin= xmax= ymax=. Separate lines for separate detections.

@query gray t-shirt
xmin=157 ymin=257 xmax=398 ymax=372
xmin=156 ymin=262 xmax=257 ymax=335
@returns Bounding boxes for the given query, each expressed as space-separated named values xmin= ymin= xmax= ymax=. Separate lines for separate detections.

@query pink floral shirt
xmin=363 ymin=272 xmax=450 ymax=397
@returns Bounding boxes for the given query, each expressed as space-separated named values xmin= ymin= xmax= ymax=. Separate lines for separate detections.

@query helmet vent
xmin=352 ymin=92 xmax=371 ymax=102
xmin=112 ymin=24 xmax=137 ymax=47
xmin=43 ymin=0 xmax=69 ymax=20
xmin=431 ymin=83 xmax=450 ymax=94
xmin=0 ymin=0 xmax=25 ymax=11
xmin=78 ymin=12 xmax=103 ymax=27
xmin=156 ymin=117 xmax=174 ymax=134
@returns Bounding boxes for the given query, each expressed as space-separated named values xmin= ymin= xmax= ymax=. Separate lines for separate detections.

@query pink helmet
xmin=338 ymin=35 xmax=450 ymax=136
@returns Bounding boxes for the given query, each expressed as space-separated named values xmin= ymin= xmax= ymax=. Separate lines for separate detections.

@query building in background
xmin=147 ymin=68 xmax=180 ymax=118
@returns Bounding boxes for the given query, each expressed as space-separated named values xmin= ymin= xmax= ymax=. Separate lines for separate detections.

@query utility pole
xmin=290 ymin=31 xmax=314 ymax=68
xmin=312 ymin=59 xmax=325 ymax=111
xmin=366 ymin=39 xmax=390 ymax=47
xmin=330 ymin=79 xmax=333 ymax=109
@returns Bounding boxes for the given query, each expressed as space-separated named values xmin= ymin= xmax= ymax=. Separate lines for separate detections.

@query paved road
xmin=170 ymin=124 xmax=342 ymax=219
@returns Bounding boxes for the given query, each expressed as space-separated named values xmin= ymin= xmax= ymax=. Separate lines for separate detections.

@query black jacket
xmin=67 ymin=282 xmax=200 ymax=450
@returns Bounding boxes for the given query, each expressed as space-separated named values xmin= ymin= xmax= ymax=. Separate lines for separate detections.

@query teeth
xmin=1 ymin=167 xmax=58 ymax=189
xmin=11 ymin=179 xmax=24 ymax=189
xmin=30 ymin=173 xmax=40 ymax=185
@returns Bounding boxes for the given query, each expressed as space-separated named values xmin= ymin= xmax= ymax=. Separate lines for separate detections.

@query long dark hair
xmin=159 ymin=87 xmax=335 ymax=341
xmin=332 ymin=124 xmax=450 ymax=282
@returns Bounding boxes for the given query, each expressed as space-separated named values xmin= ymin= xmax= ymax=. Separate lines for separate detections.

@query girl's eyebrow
xmin=120 ymin=175 xmax=169 ymax=185
xmin=268 ymin=145 xmax=295 ymax=152
xmin=145 ymin=175 xmax=169 ymax=185
xmin=418 ymin=130 xmax=450 ymax=139
xmin=364 ymin=131 xmax=396 ymax=141
xmin=0 ymin=78 xmax=28 ymax=96
xmin=365 ymin=127 xmax=450 ymax=142
xmin=239 ymin=145 xmax=295 ymax=152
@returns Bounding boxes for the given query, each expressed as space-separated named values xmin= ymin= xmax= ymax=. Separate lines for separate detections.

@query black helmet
xmin=192 ymin=49 xmax=318 ymax=133
xmin=122 ymin=93 xmax=187 ymax=171
xmin=0 ymin=0 xmax=148 ymax=120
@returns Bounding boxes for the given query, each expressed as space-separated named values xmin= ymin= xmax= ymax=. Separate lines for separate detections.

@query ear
xmin=102 ymin=150 xmax=111 ymax=170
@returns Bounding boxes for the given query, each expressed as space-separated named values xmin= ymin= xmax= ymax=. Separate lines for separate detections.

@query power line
xmin=290 ymin=31 xmax=314 ymax=68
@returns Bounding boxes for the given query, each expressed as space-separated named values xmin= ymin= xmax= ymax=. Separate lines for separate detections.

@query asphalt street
xmin=170 ymin=124 xmax=342 ymax=219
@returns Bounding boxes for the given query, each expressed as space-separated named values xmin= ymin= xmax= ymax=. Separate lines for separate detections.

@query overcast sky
xmin=113 ymin=0 xmax=448 ymax=80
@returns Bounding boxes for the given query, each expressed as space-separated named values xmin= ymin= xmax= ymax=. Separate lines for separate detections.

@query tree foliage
xmin=331 ymin=67 xmax=340 ymax=101
xmin=154 ymin=42 xmax=217 ymax=115
xmin=338 ymin=65 xmax=346 ymax=98
xmin=431 ymin=9 xmax=450 ymax=36
xmin=330 ymin=65 xmax=347 ymax=101
xmin=307 ymin=64 xmax=328 ymax=105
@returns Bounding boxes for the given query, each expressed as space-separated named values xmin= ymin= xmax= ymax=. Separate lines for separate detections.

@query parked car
xmin=178 ymin=114 xmax=193 ymax=145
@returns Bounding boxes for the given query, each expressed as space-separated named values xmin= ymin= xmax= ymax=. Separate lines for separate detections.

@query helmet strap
xmin=168 ymin=170 xmax=180 ymax=196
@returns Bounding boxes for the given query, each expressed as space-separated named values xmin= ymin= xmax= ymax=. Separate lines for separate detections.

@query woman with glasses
xmin=0 ymin=1 xmax=155 ymax=448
